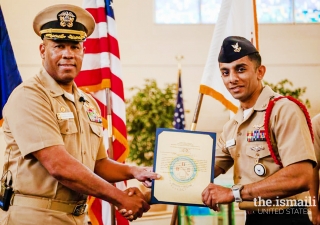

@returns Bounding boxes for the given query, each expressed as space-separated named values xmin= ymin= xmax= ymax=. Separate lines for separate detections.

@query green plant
xmin=264 ymin=79 xmax=311 ymax=108
xmin=126 ymin=79 xmax=176 ymax=166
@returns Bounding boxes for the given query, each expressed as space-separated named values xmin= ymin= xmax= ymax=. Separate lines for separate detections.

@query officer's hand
xmin=316 ymin=212 xmax=320 ymax=225
xmin=201 ymin=183 xmax=234 ymax=211
xmin=124 ymin=187 xmax=146 ymax=199
xmin=311 ymin=206 xmax=320 ymax=225
xmin=116 ymin=188 xmax=144 ymax=219
xmin=117 ymin=190 xmax=150 ymax=221
xmin=124 ymin=187 xmax=152 ymax=203
xmin=131 ymin=166 xmax=161 ymax=188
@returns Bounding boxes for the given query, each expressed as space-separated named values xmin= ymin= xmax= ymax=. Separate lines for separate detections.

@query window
xmin=155 ymin=0 xmax=320 ymax=24
xmin=257 ymin=0 xmax=292 ymax=23
xmin=295 ymin=0 xmax=320 ymax=22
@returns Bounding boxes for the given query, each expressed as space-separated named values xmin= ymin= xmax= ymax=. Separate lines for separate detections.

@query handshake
xmin=114 ymin=166 xmax=161 ymax=221
xmin=116 ymin=187 xmax=152 ymax=221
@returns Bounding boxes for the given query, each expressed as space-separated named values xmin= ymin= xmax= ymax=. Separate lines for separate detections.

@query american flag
xmin=75 ymin=0 xmax=129 ymax=224
xmin=172 ymin=71 xmax=185 ymax=130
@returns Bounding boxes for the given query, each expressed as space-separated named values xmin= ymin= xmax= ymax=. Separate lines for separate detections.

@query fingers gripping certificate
xmin=151 ymin=128 xmax=216 ymax=206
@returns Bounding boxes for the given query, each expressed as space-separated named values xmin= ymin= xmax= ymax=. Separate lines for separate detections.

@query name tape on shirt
xmin=226 ymin=139 xmax=236 ymax=148
xmin=56 ymin=112 xmax=74 ymax=120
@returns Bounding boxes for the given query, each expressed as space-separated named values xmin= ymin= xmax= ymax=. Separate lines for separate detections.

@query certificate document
xmin=151 ymin=128 xmax=216 ymax=206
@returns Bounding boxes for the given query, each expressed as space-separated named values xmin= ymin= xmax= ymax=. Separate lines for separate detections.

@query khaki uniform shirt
xmin=0 ymin=68 xmax=107 ymax=225
xmin=215 ymin=86 xmax=316 ymax=209
xmin=312 ymin=114 xmax=320 ymax=164
xmin=312 ymin=114 xmax=320 ymax=198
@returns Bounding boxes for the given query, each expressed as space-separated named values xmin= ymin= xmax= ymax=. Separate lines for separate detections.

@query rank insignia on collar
xmin=58 ymin=11 xmax=75 ymax=28
xmin=232 ymin=42 xmax=241 ymax=52
xmin=247 ymin=129 xmax=266 ymax=142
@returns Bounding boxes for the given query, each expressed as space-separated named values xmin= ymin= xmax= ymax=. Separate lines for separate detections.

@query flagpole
xmin=106 ymin=88 xmax=114 ymax=159
xmin=252 ymin=0 xmax=259 ymax=51
xmin=175 ymin=55 xmax=184 ymax=92
xmin=106 ymin=88 xmax=116 ymax=225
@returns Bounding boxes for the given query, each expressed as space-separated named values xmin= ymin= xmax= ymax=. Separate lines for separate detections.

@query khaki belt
xmin=12 ymin=194 xmax=87 ymax=216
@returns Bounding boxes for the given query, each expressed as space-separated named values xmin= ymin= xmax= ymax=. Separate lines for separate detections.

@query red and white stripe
xmin=76 ymin=0 xmax=129 ymax=224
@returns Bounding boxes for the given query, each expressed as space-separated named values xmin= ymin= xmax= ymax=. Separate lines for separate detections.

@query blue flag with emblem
xmin=0 ymin=6 xmax=23 ymax=126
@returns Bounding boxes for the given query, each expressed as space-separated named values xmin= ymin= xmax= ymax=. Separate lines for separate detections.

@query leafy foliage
xmin=264 ymin=79 xmax=310 ymax=108
xmin=126 ymin=79 xmax=176 ymax=166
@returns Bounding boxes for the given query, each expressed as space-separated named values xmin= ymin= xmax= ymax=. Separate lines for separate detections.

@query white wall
xmin=0 ymin=1 xmax=319 ymax=224
xmin=1 ymin=0 xmax=319 ymax=129
xmin=1 ymin=0 xmax=320 ymax=202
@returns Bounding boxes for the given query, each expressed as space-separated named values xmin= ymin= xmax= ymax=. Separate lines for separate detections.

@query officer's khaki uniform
xmin=0 ymin=68 xmax=107 ymax=225
xmin=215 ymin=86 xmax=317 ymax=210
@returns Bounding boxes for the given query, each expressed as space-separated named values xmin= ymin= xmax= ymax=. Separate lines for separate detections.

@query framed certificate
xmin=151 ymin=128 xmax=216 ymax=206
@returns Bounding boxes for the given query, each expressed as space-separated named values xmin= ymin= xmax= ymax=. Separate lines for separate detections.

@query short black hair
xmin=247 ymin=52 xmax=262 ymax=69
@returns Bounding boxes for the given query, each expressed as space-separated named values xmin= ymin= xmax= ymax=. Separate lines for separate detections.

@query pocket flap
xmin=89 ymin=123 xmax=103 ymax=137
xmin=246 ymin=144 xmax=270 ymax=158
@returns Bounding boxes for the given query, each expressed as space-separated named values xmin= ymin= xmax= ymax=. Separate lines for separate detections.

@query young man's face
xmin=40 ymin=39 xmax=85 ymax=85
xmin=219 ymin=56 xmax=265 ymax=107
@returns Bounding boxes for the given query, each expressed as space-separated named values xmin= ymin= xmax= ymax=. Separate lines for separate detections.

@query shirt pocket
xmin=58 ymin=119 xmax=78 ymax=135
xmin=89 ymin=123 xmax=103 ymax=160
xmin=245 ymin=143 xmax=280 ymax=179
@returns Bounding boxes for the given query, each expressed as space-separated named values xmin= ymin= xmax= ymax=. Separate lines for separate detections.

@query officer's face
xmin=40 ymin=39 xmax=85 ymax=87
xmin=219 ymin=56 xmax=265 ymax=108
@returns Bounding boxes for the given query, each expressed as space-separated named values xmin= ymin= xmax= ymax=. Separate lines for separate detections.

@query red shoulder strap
xmin=263 ymin=96 xmax=313 ymax=168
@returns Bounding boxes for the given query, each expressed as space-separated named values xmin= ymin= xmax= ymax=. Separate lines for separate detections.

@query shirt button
xmin=237 ymin=132 xmax=242 ymax=136
xmin=256 ymin=153 xmax=260 ymax=157
xmin=66 ymin=129 xmax=69 ymax=132
xmin=237 ymin=154 xmax=240 ymax=157
xmin=238 ymin=176 xmax=242 ymax=179
xmin=83 ymin=151 xmax=86 ymax=154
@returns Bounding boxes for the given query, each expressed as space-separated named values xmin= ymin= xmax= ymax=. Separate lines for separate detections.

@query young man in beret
xmin=201 ymin=36 xmax=316 ymax=224
xmin=0 ymin=4 xmax=159 ymax=225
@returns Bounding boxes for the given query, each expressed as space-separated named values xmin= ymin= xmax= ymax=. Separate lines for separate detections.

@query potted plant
xmin=126 ymin=79 xmax=176 ymax=166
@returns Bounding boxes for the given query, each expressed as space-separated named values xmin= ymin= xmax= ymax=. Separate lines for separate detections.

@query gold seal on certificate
xmin=151 ymin=128 xmax=216 ymax=206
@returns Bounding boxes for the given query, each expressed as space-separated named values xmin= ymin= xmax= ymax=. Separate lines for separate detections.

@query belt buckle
xmin=72 ymin=203 xmax=87 ymax=216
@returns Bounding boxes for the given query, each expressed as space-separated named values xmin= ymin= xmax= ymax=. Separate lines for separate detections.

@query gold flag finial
xmin=175 ymin=55 xmax=184 ymax=70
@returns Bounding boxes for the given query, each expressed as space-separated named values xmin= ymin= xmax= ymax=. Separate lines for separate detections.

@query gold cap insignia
xmin=232 ymin=42 xmax=241 ymax=52
xmin=58 ymin=11 xmax=75 ymax=28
